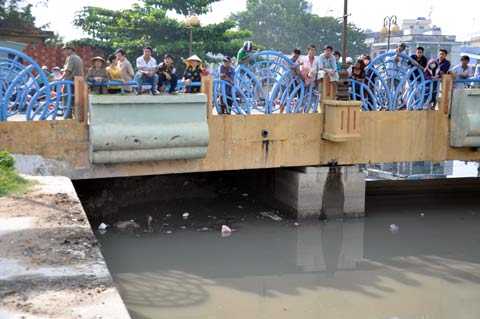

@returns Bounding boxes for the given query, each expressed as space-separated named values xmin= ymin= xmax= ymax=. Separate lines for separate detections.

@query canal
xmin=76 ymin=170 xmax=480 ymax=319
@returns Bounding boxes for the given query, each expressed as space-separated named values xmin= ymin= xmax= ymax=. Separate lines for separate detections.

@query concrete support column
xmin=274 ymin=165 xmax=365 ymax=219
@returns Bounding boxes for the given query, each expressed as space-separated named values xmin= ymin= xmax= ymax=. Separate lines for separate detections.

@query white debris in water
xmin=221 ymin=225 xmax=232 ymax=237
xmin=98 ymin=223 xmax=108 ymax=230
xmin=390 ymin=224 xmax=399 ymax=232
xmin=238 ymin=205 xmax=243 ymax=209
xmin=182 ymin=212 xmax=189 ymax=219
xmin=259 ymin=211 xmax=282 ymax=221
xmin=294 ymin=222 xmax=300 ymax=226
xmin=420 ymin=212 xmax=425 ymax=217
xmin=241 ymin=193 xmax=249 ymax=197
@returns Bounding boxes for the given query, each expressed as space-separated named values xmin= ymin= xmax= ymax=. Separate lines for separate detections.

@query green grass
xmin=0 ymin=151 xmax=37 ymax=196
xmin=0 ymin=168 xmax=37 ymax=195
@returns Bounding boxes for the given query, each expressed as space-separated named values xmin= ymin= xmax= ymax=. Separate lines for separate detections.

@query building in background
xmin=365 ymin=17 xmax=458 ymax=61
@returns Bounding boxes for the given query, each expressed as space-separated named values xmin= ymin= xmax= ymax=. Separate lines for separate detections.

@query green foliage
xmin=0 ymin=0 xmax=48 ymax=28
xmin=235 ymin=0 xmax=367 ymax=57
xmin=142 ymin=0 xmax=219 ymax=15
xmin=0 ymin=151 xmax=35 ymax=195
xmin=0 ymin=150 xmax=15 ymax=170
xmin=72 ymin=1 xmax=247 ymax=74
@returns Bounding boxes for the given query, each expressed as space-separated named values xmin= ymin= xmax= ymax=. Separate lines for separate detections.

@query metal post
xmin=336 ymin=0 xmax=350 ymax=101
xmin=383 ymin=15 xmax=398 ymax=52
xmin=189 ymin=27 xmax=192 ymax=56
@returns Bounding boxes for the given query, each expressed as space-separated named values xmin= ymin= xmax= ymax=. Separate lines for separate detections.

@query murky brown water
xmin=93 ymin=180 xmax=480 ymax=319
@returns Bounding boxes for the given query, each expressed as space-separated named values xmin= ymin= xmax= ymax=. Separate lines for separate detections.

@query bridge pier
xmin=274 ymin=165 xmax=365 ymax=219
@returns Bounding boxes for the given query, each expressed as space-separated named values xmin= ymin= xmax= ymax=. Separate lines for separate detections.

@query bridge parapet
xmin=89 ymin=94 xmax=209 ymax=164
xmin=450 ymin=88 xmax=480 ymax=148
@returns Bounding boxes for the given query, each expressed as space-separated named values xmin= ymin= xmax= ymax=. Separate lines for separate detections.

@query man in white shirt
xmin=449 ymin=55 xmax=473 ymax=89
xmin=318 ymin=45 xmax=339 ymax=96
xmin=135 ymin=46 xmax=159 ymax=95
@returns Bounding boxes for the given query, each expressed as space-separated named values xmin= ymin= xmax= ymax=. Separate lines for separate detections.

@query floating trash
xmin=390 ymin=224 xmax=399 ymax=232
xmin=98 ymin=222 xmax=108 ymax=230
xmin=294 ymin=222 xmax=300 ymax=226
xmin=241 ymin=193 xmax=249 ymax=197
xmin=221 ymin=225 xmax=232 ymax=237
xmin=259 ymin=211 xmax=282 ymax=221
xmin=147 ymin=215 xmax=153 ymax=226
xmin=182 ymin=212 xmax=189 ymax=219
xmin=114 ymin=220 xmax=140 ymax=231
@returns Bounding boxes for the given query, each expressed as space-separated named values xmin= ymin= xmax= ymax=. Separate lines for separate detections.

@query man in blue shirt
xmin=218 ymin=56 xmax=236 ymax=114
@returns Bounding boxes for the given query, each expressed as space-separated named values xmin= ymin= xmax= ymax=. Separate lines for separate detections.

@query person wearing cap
xmin=51 ymin=66 xmax=62 ymax=81
xmin=182 ymin=54 xmax=203 ymax=93
xmin=38 ymin=66 xmax=50 ymax=87
xmin=218 ymin=56 xmax=235 ymax=114
xmin=59 ymin=43 xmax=84 ymax=82
xmin=86 ymin=56 xmax=109 ymax=94
xmin=345 ymin=57 xmax=353 ymax=76
xmin=135 ymin=46 xmax=159 ymax=95
xmin=156 ymin=53 xmax=178 ymax=94
xmin=237 ymin=40 xmax=254 ymax=65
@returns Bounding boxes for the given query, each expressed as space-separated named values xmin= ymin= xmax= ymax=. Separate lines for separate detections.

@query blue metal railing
xmin=212 ymin=50 xmax=319 ymax=114
xmin=1 ymin=47 xmax=74 ymax=121
xmin=2 ymin=46 xmax=479 ymax=121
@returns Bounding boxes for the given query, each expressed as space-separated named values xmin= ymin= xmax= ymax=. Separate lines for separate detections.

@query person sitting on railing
xmin=115 ymin=48 xmax=135 ymax=93
xmin=449 ymin=55 xmax=473 ymax=90
xmin=182 ymin=54 xmax=203 ymax=93
xmin=86 ymin=56 xmax=109 ymax=94
xmin=318 ymin=45 xmax=339 ymax=97
xmin=106 ymin=54 xmax=124 ymax=94
xmin=299 ymin=44 xmax=319 ymax=92
xmin=135 ymin=46 xmax=159 ymax=95
xmin=156 ymin=53 xmax=178 ymax=95
xmin=218 ymin=56 xmax=235 ymax=114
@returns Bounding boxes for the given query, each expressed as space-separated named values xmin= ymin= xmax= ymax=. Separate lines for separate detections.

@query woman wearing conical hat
xmin=182 ymin=54 xmax=203 ymax=93
xmin=86 ymin=56 xmax=109 ymax=94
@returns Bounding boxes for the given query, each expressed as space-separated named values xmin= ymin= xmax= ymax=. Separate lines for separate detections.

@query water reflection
xmin=94 ymin=186 xmax=480 ymax=319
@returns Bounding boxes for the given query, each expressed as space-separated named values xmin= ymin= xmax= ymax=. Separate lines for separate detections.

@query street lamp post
xmin=380 ymin=15 xmax=400 ymax=52
xmin=336 ymin=0 xmax=350 ymax=101
xmin=185 ymin=6 xmax=199 ymax=57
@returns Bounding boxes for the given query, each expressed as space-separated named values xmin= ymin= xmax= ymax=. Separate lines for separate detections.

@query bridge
xmin=2 ymin=47 xmax=480 ymax=218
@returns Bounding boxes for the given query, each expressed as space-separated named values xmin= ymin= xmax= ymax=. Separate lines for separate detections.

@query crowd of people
xmin=42 ymin=41 xmax=479 ymax=113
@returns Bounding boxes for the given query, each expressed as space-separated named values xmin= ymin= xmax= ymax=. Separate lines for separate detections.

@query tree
xmin=0 ymin=0 xmax=42 ymax=28
xmin=73 ymin=1 xmax=248 ymax=73
xmin=235 ymin=0 xmax=367 ymax=57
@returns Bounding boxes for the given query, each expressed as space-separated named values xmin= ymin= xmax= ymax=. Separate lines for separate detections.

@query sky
xmin=32 ymin=0 xmax=480 ymax=42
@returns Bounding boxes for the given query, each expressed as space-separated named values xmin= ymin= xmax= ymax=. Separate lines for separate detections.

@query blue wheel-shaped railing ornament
xmin=0 ymin=47 xmax=74 ymax=121
xmin=213 ymin=50 xmax=318 ymax=114
xmin=350 ymin=52 xmax=439 ymax=111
